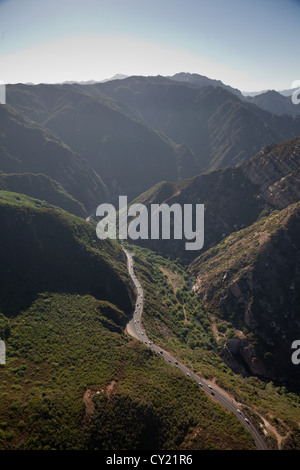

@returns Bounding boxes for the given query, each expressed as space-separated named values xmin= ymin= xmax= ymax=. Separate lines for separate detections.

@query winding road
xmin=123 ymin=248 xmax=268 ymax=451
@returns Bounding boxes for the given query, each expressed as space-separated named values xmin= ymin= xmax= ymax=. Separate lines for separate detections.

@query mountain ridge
xmin=0 ymin=104 xmax=108 ymax=212
xmin=191 ymin=201 xmax=300 ymax=387
xmin=7 ymin=76 xmax=300 ymax=200
xmin=130 ymin=136 xmax=300 ymax=263
xmin=95 ymin=75 xmax=300 ymax=172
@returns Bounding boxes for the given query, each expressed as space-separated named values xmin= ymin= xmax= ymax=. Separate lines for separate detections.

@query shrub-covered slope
xmin=191 ymin=202 xmax=300 ymax=388
xmin=0 ymin=105 xmax=108 ymax=212
xmin=0 ymin=191 xmax=132 ymax=317
xmin=0 ymin=172 xmax=87 ymax=218
xmin=0 ymin=193 xmax=256 ymax=451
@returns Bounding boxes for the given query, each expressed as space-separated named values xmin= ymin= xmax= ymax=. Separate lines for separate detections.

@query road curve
xmin=123 ymin=248 xmax=268 ymax=451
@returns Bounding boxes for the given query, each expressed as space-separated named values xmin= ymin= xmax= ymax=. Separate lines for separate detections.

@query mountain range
xmin=131 ymin=135 xmax=300 ymax=386
xmin=5 ymin=73 xmax=300 ymax=209
xmin=244 ymin=89 xmax=300 ymax=116
xmin=0 ymin=104 xmax=108 ymax=214
xmin=1 ymin=72 xmax=300 ymax=450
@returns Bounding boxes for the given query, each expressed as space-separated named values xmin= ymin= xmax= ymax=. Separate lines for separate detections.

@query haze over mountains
xmin=0 ymin=104 xmax=108 ymax=214
xmin=1 ymin=72 xmax=300 ymax=450
xmin=244 ymin=89 xmax=300 ymax=116
xmin=5 ymin=73 xmax=300 ymax=210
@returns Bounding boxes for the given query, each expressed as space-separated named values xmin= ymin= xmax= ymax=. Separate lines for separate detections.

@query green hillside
xmin=0 ymin=105 xmax=108 ymax=212
xmin=1 ymin=78 xmax=300 ymax=452
xmin=0 ymin=292 xmax=256 ymax=450
xmin=123 ymin=244 xmax=300 ymax=450
xmin=0 ymin=191 xmax=132 ymax=317
xmin=0 ymin=193 xmax=256 ymax=450
xmin=0 ymin=172 xmax=86 ymax=217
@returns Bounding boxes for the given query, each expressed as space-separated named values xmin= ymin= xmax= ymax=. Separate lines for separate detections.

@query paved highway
xmin=123 ymin=248 xmax=268 ymax=451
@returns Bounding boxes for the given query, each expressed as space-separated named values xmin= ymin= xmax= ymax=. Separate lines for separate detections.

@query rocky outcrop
xmin=220 ymin=338 xmax=269 ymax=377
xmin=192 ymin=202 xmax=300 ymax=387
xmin=241 ymin=137 xmax=300 ymax=210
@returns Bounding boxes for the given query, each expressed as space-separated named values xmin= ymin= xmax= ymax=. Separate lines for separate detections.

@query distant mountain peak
xmin=245 ymin=88 xmax=300 ymax=116
xmin=169 ymin=72 xmax=243 ymax=98
xmin=100 ymin=74 xmax=129 ymax=83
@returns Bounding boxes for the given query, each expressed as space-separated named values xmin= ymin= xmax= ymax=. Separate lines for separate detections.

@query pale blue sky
xmin=0 ymin=0 xmax=299 ymax=91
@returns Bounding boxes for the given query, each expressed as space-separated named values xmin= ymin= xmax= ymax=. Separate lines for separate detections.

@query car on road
xmin=208 ymin=385 xmax=213 ymax=390
xmin=198 ymin=382 xmax=202 ymax=387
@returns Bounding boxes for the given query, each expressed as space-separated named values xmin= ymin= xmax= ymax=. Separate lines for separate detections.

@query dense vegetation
xmin=0 ymin=172 xmax=87 ymax=217
xmin=0 ymin=291 xmax=254 ymax=450
xmin=126 ymin=244 xmax=300 ymax=450
xmin=0 ymin=191 xmax=133 ymax=317
xmin=1 ymin=77 xmax=300 ymax=451
xmin=0 ymin=193 xmax=256 ymax=450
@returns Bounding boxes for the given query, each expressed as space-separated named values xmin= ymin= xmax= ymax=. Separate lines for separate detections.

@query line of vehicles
xmin=125 ymin=250 xmax=257 ymax=441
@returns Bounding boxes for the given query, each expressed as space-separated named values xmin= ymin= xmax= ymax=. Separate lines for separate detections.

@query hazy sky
xmin=0 ymin=0 xmax=299 ymax=91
